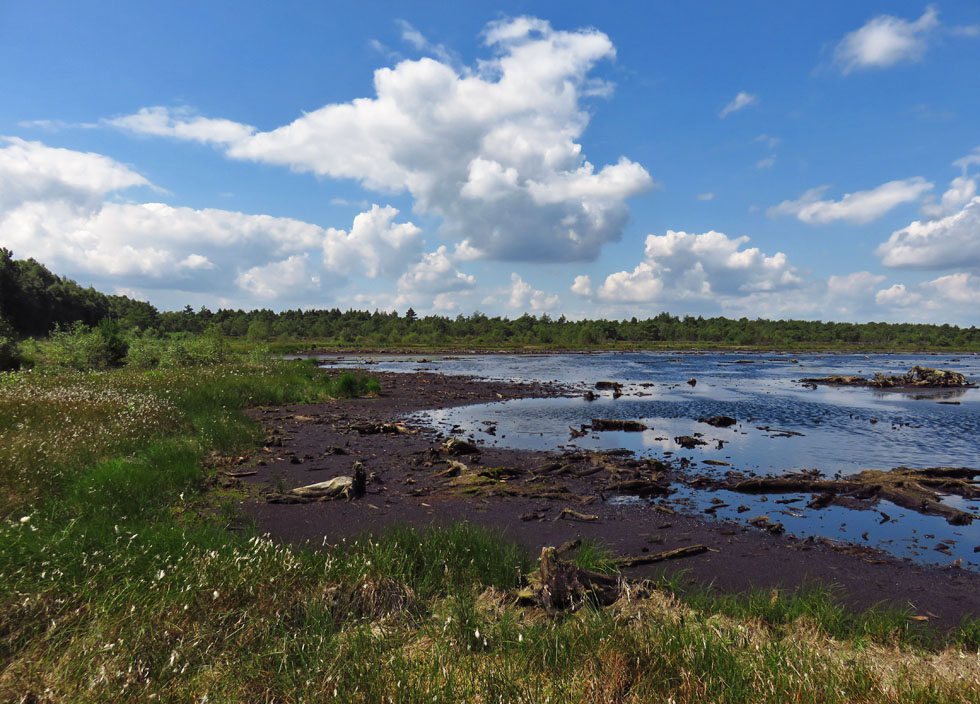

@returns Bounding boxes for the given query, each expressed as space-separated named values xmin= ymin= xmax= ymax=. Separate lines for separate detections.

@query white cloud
xmin=322 ymin=204 xmax=422 ymax=278
xmin=834 ymin=6 xmax=940 ymax=74
xmin=236 ymin=254 xmax=320 ymax=299
xmin=953 ymin=146 xmax=980 ymax=172
xmin=508 ymin=273 xmax=559 ymax=311
xmin=0 ymin=136 xmax=149 ymax=210
xmin=875 ymin=283 xmax=921 ymax=307
xmin=596 ymin=230 xmax=801 ymax=304
xmin=397 ymin=245 xmax=475 ymax=295
xmin=827 ymin=270 xmax=887 ymax=299
xmin=719 ymin=91 xmax=757 ymax=118
xmin=921 ymin=176 xmax=977 ymax=218
xmin=107 ymin=106 xmax=256 ymax=146
xmin=571 ymin=274 xmax=592 ymax=296
xmin=109 ymin=17 xmax=653 ymax=263
xmin=924 ymin=272 xmax=980 ymax=303
xmin=696 ymin=192 xmax=715 ymax=201
xmin=768 ymin=178 xmax=932 ymax=225
xmin=756 ymin=157 xmax=775 ymax=169
xmin=873 ymin=274 xmax=980 ymax=314
xmin=876 ymin=196 xmax=980 ymax=269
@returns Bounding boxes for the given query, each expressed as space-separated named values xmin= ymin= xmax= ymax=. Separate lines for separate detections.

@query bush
xmin=44 ymin=321 xmax=129 ymax=371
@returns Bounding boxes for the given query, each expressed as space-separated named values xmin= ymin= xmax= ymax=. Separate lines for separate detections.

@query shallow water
xmin=318 ymin=351 xmax=980 ymax=567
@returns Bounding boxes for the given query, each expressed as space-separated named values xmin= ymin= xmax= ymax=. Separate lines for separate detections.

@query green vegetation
xmin=3 ymin=249 xmax=980 ymax=368
xmin=1 ymin=344 xmax=978 ymax=701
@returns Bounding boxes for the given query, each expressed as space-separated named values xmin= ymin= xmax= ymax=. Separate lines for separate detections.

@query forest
xmin=2 ymin=248 xmax=979 ymax=356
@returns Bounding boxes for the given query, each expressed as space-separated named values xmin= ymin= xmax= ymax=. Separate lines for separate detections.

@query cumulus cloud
xmin=696 ymin=192 xmax=715 ymax=201
xmin=921 ymin=176 xmax=977 ymax=218
xmin=874 ymin=274 xmax=980 ymax=312
xmin=236 ymin=254 xmax=320 ymax=299
xmin=0 ymin=137 xmax=446 ymax=304
xmin=323 ymin=204 xmax=422 ymax=278
xmin=108 ymin=17 xmax=653 ymax=262
xmin=768 ymin=178 xmax=933 ymax=225
xmin=595 ymin=230 xmax=802 ymax=304
xmin=719 ymin=91 xmax=757 ymax=118
xmin=397 ymin=245 xmax=475 ymax=295
xmin=571 ymin=274 xmax=592 ymax=296
xmin=876 ymin=196 xmax=980 ymax=269
xmin=834 ymin=6 xmax=940 ymax=74
xmin=508 ymin=273 xmax=560 ymax=311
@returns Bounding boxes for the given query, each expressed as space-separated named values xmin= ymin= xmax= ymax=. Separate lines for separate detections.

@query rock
xmin=590 ymin=419 xmax=648 ymax=432
xmin=595 ymin=381 xmax=623 ymax=391
xmin=583 ymin=390 xmax=599 ymax=401
xmin=687 ymin=377 xmax=697 ymax=387
xmin=698 ymin=415 xmax=737 ymax=428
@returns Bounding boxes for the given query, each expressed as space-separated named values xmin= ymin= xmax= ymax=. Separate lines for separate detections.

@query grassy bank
xmin=1 ymin=358 xmax=979 ymax=702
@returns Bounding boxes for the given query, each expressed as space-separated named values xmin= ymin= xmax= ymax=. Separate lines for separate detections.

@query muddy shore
xmin=233 ymin=371 xmax=980 ymax=631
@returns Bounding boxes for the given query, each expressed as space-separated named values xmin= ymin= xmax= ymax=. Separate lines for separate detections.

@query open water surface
xmin=317 ymin=351 xmax=980 ymax=567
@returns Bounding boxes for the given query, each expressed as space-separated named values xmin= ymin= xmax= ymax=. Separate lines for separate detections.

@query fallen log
xmin=613 ymin=545 xmax=708 ymax=568
xmin=557 ymin=508 xmax=599 ymax=522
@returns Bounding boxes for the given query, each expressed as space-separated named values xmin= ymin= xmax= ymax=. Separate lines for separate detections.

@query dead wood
xmin=613 ymin=544 xmax=708 ymax=568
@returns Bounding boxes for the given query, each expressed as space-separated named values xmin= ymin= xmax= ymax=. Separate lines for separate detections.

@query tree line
xmin=2 ymin=249 xmax=979 ymax=352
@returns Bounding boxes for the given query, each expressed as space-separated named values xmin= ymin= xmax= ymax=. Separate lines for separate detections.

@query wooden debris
xmin=557 ymin=508 xmax=599 ymax=522
xmin=525 ymin=547 xmax=621 ymax=612
xmin=613 ymin=544 xmax=708 ymax=568
xmin=591 ymin=419 xmax=648 ymax=432
xmin=730 ymin=467 xmax=980 ymax=525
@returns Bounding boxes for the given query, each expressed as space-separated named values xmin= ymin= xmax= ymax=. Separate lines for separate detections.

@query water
xmin=314 ymin=351 xmax=980 ymax=567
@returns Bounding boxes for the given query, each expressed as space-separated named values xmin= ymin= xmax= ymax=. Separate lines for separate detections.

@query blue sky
xmin=2 ymin=1 xmax=979 ymax=323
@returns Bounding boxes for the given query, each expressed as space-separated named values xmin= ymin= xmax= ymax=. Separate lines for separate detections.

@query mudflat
xmin=235 ymin=371 xmax=980 ymax=631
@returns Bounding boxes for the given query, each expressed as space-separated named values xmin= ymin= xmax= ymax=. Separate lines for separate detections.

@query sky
xmin=1 ymin=1 xmax=979 ymax=325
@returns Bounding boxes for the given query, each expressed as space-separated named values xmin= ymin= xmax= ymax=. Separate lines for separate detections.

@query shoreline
xmin=232 ymin=370 xmax=980 ymax=632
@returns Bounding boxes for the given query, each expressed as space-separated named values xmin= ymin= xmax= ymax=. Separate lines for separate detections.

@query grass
xmin=1 ymin=355 xmax=979 ymax=702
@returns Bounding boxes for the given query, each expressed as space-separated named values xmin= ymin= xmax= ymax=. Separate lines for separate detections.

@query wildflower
xmin=19 ymin=515 xmax=30 ymax=524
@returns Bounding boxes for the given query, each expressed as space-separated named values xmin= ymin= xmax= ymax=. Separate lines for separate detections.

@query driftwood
xmin=591 ymin=419 xmax=648 ymax=432
xmin=557 ymin=508 xmax=599 ymax=522
xmin=801 ymin=366 xmax=976 ymax=389
xmin=613 ymin=544 xmax=708 ymax=568
xmin=531 ymin=547 xmax=621 ymax=611
xmin=277 ymin=461 xmax=367 ymax=502
xmin=730 ymin=467 xmax=980 ymax=525
xmin=605 ymin=479 xmax=672 ymax=497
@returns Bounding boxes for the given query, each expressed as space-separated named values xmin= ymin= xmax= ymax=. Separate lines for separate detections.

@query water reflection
xmin=319 ymin=351 xmax=980 ymax=567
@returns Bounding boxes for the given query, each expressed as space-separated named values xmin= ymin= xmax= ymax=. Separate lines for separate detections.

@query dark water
xmin=318 ymin=351 xmax=980 ymax=567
